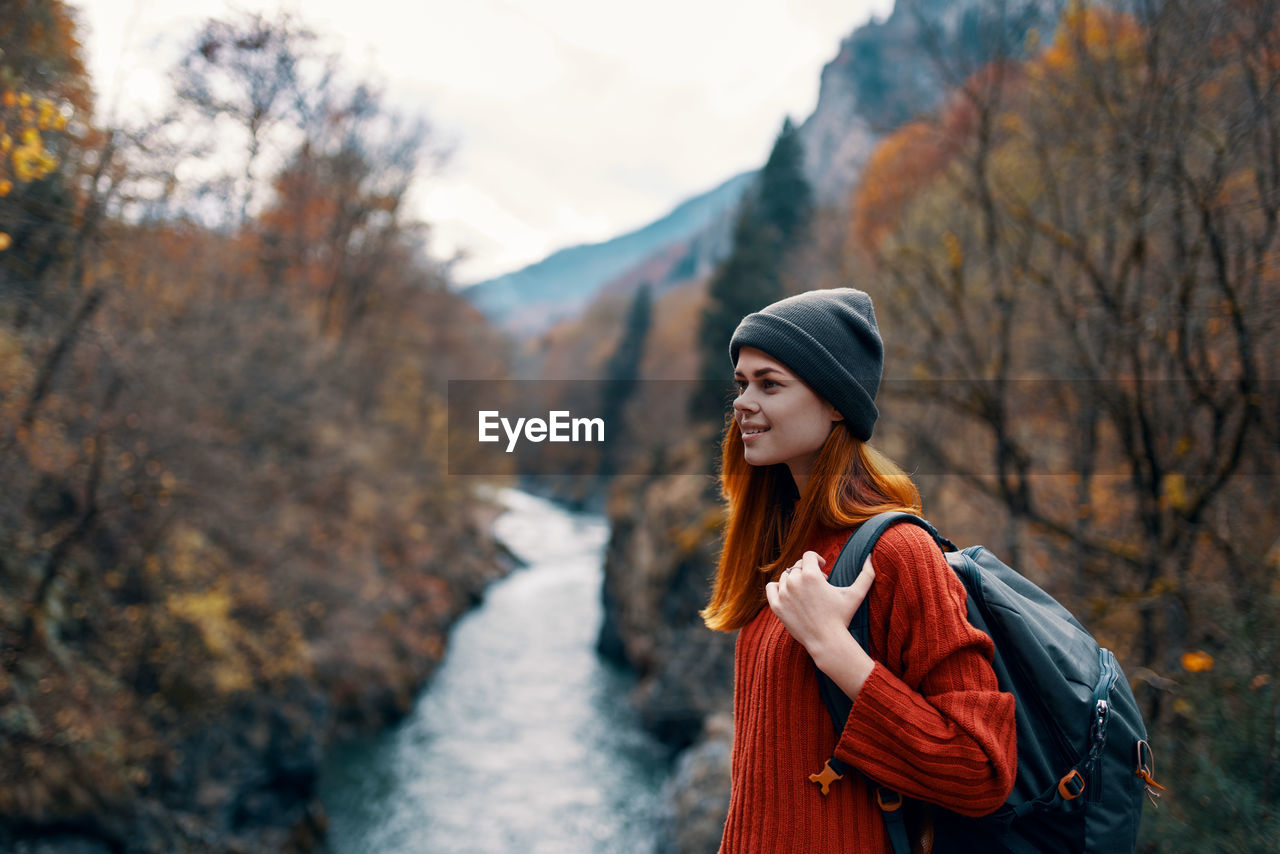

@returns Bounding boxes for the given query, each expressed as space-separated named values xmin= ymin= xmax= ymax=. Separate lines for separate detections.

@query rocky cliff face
xmin=597 ymin=474 xmax=733 ymax=749
xmin=595 ymin=471 xmax=735 ymax=853
xmin=798 ymin=2 xmax=942 ymax=205
xmin=798 ymin=0 xmax=1057 ymax=204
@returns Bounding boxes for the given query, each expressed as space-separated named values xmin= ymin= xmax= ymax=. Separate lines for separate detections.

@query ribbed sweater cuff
xmin=837 ymin=662 xmax=1002 ymax=801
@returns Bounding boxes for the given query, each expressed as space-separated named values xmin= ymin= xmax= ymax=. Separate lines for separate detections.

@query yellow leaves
xmin=1181 ymin=650 xmax=1215 ymax=672
xmin=165 ymin=587 xmax=252 ymax=694
xmin=11 ymin=133 xmax=58 ymax=183
xmin=1 ymin=88 xmax=68 ymax=190
xmin=942 ymin=230 xmax=965 ymax=271
xmin=167 ymin=524 xmax=215 ymax=581
xmin=997 ymin=111 xmax=1024 ymax=137
xmin=1162 ymin=472 xmax=1190 ymax=512
xmin=0 ymin=232 xmax=10 ymax=251
xmin=166 ymin=588 xmax=233 ymax=644
xmin=36 ymin=98 xmax=63 ymax=131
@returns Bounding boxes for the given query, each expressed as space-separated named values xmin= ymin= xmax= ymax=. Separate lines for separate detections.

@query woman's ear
xmin=828 ymin=402 xmax=843 ymax=423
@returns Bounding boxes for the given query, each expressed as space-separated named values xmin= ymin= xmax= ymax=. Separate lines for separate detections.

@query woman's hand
xmin=766 ymin=551 xmax=875 ymax=649
xmin=766 ymin=550 xmax=877 ymax=699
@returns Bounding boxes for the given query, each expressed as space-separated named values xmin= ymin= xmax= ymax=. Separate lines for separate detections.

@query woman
xmin=701 ymin=288 xmax=1017 ymax=853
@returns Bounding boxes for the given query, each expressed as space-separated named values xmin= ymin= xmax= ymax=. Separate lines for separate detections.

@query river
xmin=318 ymin=487 xmax=669 ymax=853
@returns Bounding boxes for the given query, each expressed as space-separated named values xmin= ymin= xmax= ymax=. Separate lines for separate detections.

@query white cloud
xmin=78 ymin=0 xmax=894 ymax=283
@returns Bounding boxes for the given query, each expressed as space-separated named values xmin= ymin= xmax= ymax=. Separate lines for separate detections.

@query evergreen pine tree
xmin=690 ymin=117 xmax=813 ymax=431
xmin=598 ymin=283 xmax=653 ymax=478
xmin=758 ymin=117 xmax=812 ymax=246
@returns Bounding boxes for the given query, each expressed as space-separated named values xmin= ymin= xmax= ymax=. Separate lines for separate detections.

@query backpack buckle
xmin=876 ymin=786 xmax=904 ymax=812
xmin=1057 ymin=769 xmax=1086 ymax=800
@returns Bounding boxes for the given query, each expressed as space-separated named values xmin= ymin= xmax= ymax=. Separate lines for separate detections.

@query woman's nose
xmin=732 ymin=392 xmax=756 ymax=413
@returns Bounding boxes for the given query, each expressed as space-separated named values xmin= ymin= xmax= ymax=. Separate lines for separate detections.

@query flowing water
xmin=318 ymin=488 xmax=669 ymax=853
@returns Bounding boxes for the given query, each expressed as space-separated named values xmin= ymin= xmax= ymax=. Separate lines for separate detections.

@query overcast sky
xmin=77 ymin=0 xmax=894 ymax=284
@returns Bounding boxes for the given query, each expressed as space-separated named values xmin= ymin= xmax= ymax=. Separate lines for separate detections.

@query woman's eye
xmin=733 ymin=379 xmax=779 ymax=393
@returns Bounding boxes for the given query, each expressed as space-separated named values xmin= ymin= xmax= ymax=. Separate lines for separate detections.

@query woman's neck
xmin=788 ymin=464 xmax=809 ymax=501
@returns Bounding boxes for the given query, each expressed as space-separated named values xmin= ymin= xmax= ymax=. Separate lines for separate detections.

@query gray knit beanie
xmin=729 ymin=287 xmax=883 ymax=441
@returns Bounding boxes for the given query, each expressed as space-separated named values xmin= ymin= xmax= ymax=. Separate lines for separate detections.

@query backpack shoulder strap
xmin=829 ymin=511 xmax=955 ymax=591
xmin=816 ymin=511 xmax=952 ymax=730
xmin=813 ymin=510 xmax=956 ymax=854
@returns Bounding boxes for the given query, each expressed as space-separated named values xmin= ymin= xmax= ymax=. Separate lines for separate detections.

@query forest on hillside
xmin=587 ymin=2 xmax=1279 ymax=852
xmin=0 ymin=2 xmax=518 ymax=851
xmin=851 ymin=7 xmax=1279 ymax=847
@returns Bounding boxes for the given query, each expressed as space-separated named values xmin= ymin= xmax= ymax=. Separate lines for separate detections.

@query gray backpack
xmin=813 ymin=512 xmax=1162 ymax=854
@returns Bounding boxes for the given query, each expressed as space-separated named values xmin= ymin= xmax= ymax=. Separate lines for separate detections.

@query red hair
xmin=700 ymin=419 xmax=921 ymax=633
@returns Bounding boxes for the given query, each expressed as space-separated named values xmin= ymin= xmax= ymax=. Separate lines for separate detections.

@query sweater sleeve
xmin=832 ymin=522 xmax=1017 ymax=816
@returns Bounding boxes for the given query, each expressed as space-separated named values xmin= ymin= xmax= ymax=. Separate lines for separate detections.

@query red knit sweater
xmin=718 ymin=521 xmax=1017 ymax=853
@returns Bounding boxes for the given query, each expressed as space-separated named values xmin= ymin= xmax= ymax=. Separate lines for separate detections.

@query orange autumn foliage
xmin=1035 ymin=3 xmax=1145 ymax=75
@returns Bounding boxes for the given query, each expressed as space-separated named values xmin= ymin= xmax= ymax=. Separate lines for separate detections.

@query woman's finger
xmin=848 ymin=555 xmax=876 ymax=602
xmin=765 ymin=580 xmax=780 ymax=610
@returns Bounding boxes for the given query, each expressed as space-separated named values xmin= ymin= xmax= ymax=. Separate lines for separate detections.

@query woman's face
xmin=732 ymin=346 xmax=842 ymax=481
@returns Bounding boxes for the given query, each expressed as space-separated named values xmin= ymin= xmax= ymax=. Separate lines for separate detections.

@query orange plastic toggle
xmin=1058 ymin=769 xmax=1085 ymax=800
xmin=809 ymin=760 xmax=844 ymax=796
xmin=876 ymin=787 xmax=904 ymax=812
xmin=1135 ymin=768 xmax=1166 ymax=791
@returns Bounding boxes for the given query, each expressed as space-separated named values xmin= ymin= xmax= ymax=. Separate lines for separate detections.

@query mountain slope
xmin=460 ymin=172 xmax=753 ymax=338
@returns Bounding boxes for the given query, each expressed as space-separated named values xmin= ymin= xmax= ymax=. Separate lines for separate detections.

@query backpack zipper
xmin=1086 ymin=649 xmax=1119 ymax=803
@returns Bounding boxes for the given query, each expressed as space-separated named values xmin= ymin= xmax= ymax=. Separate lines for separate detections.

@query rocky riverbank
xmin=0 ymin=493 xmax=522 ymax=854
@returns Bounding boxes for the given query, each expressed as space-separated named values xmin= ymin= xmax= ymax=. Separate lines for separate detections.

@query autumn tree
xmin=257 ymin=79 xmax=433 ymax=344
xmin=850 ymin=2 xmax=1280 ymax=848
xmin=0 ymin=0 xmax=98 ymax=306
xmin=0 ymin=7 xmax=511 ymax=850
xmin=171 ymin=10 xmax=320 ymax=227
